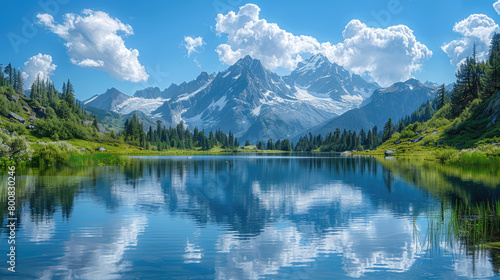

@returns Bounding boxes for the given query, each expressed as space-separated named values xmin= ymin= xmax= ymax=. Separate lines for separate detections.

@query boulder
xmin=34 ymin=107 xmax=46 ymax=118
xmin=22 ymin=105 xmax=30 ymax=112
xmin=8 ymin=112 xmax=26 ymax=124
xmin=340 ymin=151 xmax=352 ymax=156
xmin=27 ymin=125 xmax=35 ymax=129
xmin=96 ymin=123 xmax=106 ymax=134
xmin=433 ymin=130 xmax=439 ymax=134
xmin=10 ymin=95 xmax=19 ymax=103
xmin=394 ymin=140 xmax=402 ymax=144
xmin=412 ymin=137 xmax=424 ymax=143
xmin=98 ymin=147 xmax=107 ymax=152
xmin=493 ymin=143 xmax=500 ymax=146
xmin=80 ymin=147 xmax=86 ymax=151
xmin=385 ymin=150 xmax=395 ymax=156
xmin=83 ymin=120 xmax=93 ymax=126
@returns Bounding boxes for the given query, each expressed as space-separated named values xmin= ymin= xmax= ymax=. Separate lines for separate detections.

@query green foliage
xmin=485 ymin=33 xmax=500 ymax=99
xmin=421 ymin=133 xmax=439 ymax=146
xmin=5 ymin=122 xmax=27 ymax=135
xmin=443 ymin=97 xmax=499 ymax=148
xmin=424 ymin=104 xmax=452 ymax=129
xmin=400 ymin=129 xmax=416 ymax=139
xmin=436 ymin=83 xmax=448 ymax=109
xmin=434 ymin=149 xmax=459 ymax=163
xmin=66 ymin=153 xmax=128 ymax=167
xmin=301 ymin=126 xmax=379 ymax=152
xmin=0 ymin=129 xmax=32 ymax=163
xmin=451 ymin=44 xmax=485 ymax=116
xmin=382 ymin=118 xmax=395 ymax=142
xmin=33 ymin=143 xmax=70 ymax=167
xmin=31 ymin=142 xmax=128 ymax=167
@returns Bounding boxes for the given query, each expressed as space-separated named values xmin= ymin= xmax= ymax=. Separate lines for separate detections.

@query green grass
xmin=66 ymin=153 xmax=129 ymax=167
xmin=355 ymin=96 xmax=500 ymax=166
xmin=19 ymin=134 xmax=294 ymax=167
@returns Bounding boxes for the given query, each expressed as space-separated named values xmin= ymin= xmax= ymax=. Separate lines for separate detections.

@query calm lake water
xmin=1 ymin=154 xmax=500 ymax=279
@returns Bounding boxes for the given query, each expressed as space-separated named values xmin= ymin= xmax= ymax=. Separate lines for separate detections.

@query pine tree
xmin=257 ymin=141 xmax=264 ymax=150
xmin=382 ymin=118 xmax=394 ymax=142
xmin=437 ymin=83 xmax=447 ymax=109
xmin=4 ymin=63 xmax=12 ymax=86
xmin=452 ymin=44 xmax=484 ymax=116
xmin=486 ymin=33 xmax=500 ymax=98
xmin=65 ymin=79 xmax=75 ymax=106
xmin=372 ymin=126 xmax=379 ymax=148
xmin=16 ymin=69 xmax=23 ymax=93
xmin=267 ymin=139 xmax=274 ymax=150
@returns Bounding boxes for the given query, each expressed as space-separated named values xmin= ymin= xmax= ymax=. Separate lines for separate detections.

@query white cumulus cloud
xmin=326 ymin=20 xmax=433 ymax=86
xmin=36 ymin=9 xmax=148 ymax=83
xmin=442 ymin=14 xmax=499 ymax=67
xmin=22 ymin=53 xmax=57 ymax=88
xmin=184 ymin=36 xmax=204 ymax=57
xmin=495 ymin=1 xmax=500 ymax=15
xmin=215 ymin=4 xmax=432 ymax=87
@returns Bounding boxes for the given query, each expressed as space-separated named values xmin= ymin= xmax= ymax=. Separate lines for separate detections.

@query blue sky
xmin=2 ymin=0 xmax=500 ymax=100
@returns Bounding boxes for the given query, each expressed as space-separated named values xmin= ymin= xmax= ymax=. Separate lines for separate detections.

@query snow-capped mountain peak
xmin=295 ymin=53 xmax=331 ymax=74
xmin=285 ymin=54 xmax=379 ymax=103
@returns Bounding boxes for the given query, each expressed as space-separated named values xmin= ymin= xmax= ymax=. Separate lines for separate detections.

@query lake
xmin=1 ymin=154 xmax=500 ymax=279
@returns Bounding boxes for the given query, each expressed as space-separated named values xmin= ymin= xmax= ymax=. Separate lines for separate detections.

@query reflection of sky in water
xmin=1 ymin=157 xmax=499 ymax=279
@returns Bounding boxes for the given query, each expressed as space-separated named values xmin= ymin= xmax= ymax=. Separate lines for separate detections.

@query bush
xmin=435 ymin=149 xmax=458 ymax=163
xmin=400 ymin=129 xmax=415 ymax=139
xmin=426 ymin=104 xmax=452 ymax=128
xmin=0 ymin=129 xmax=32 ymax=163
xmin=33 ymin=144 xmax=70 ymax=167
xmin=421 ymin=134 xmax=439 ymax=146
xmin=5 ymin=122 xmax=27 ymax=135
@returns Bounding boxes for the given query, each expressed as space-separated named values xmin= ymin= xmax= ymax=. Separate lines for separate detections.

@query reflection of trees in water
xmin=0 ymin=167 xmax=97 ymax=230
xmin=379 ymin=158 xmax=500 ymax=276
xmin=3 ymin=156 xmax=500 ymax=277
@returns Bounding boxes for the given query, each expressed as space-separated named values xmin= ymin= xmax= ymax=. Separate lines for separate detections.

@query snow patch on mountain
xmin=177 ymin=80 xmax=213 ymax=101
xmin=251 ymin=105 xmax=262 ymax=116
xmin=207 ymin=96 xmax=227 ymax=112
xmin=292 ymin=87 xmax=358 ymax=115
xmin=84 ymin=95 xmax=99 ymax=105
xmin=114 ymin=97 xmax=168 ymax=115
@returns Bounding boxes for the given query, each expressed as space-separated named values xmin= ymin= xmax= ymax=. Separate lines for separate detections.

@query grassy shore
xmin=354 ymin=131 xmax=500 ymax=166
xmin=6 ymin=135 xmax=292 ymax=168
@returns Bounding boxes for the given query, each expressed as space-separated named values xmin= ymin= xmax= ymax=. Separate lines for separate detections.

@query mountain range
xmin=84 ymin=54 xmax=438 ymax=143
xmin=305 ymin=79 xmax=438 ymax=139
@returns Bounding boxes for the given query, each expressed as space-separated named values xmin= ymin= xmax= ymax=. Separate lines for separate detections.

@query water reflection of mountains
xmin=5 ymin=156 xmax=498 ymax=234
xmin=2 ymin=156 xmax=500 ymax=279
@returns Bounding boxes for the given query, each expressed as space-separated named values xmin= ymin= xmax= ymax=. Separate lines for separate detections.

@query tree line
xmin=122 ymin=115 xmax=240 ymax=151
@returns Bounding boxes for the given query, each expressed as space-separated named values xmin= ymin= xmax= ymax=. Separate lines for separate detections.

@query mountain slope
xmin=285 ymin=54 xmax=379 ymax=102
xmin=84 ymin=88 xmax=130 ymax=111
xmin=84 ymin=55 xmax=379 ymax=142
xmin=133 ymin=87 xmax=162 ymax=99
xmin=84 ymin=105 xmax=158 ymax=132
xmin=153 ymin=55 xmax=341 ymax=143
xmin=307 ymin=79 xmax=438 ymax=137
